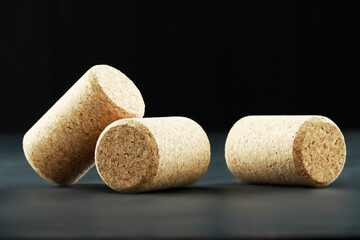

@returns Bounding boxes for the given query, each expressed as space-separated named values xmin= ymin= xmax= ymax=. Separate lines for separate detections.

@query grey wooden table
xmin=0 ymin=131 xmax=359 ymax=239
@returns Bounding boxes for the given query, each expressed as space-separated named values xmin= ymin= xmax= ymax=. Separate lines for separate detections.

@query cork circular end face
xmin=293 ymin=117 xmax=346 ymax=187
xmin=95 ymin=121 xmax=159 ymax=193
xmin=90 ymin=65 xmax=145 ymax=117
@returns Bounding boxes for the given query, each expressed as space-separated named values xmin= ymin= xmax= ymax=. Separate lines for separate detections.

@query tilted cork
xmin=23 ymin=65 xmax=145 ymax=185
xmin=95 ymin=117 xmax=210 ymax=193
xmin=225 ymin=116 xmax=346 ymax=187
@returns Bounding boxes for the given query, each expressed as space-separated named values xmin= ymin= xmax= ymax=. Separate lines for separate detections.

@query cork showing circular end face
xmin=95 ymin=120 xmax=159 ymax=193
xmin=225 ymin=115 xmax=346 ymax=187
xmin=89 ymin=65 xmax=145 ymax=118
xmin=22 ymin=64 xmax=145 ymax=185
xmin=293 ymin=117 xmax=346 ymax=187
xmin=95 ymin=117 xmax=210 ymax=193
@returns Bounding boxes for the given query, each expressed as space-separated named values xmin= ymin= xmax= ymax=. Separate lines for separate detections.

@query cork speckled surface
xmin=225 ymin=116 xmax=346 ymax=187
xmin=95 ymin=117 xmax=211 ymax=193
xmin=23 ymin=65 xmax=145 ymax=185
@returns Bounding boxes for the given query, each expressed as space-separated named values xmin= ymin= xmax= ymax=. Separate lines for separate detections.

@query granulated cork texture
xmin=225 ymin=116 xmax=346 ymax=187
xmin=23 ymin=65 xmax=145 ymax=185
xmin=95 ymin=117 xmax=210 ymax=193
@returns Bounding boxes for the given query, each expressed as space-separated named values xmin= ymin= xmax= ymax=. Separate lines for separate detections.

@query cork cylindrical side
xmin=95 ymin=117 xmax=211 ymax=193
xmin=23 ymin=65 xmax=145 ymax=185
xmin=225 ymin=116 xmax=346 ymax=187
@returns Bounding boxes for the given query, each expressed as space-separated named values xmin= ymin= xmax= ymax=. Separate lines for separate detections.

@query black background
xmin=1 ymin=0 xmax=359 ymax=133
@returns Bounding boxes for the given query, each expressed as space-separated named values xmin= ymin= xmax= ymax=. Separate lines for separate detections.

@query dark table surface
xmin=0 ymin=131 xmax=360 ymax=239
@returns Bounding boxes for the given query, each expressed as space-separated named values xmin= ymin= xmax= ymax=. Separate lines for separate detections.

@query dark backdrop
xmin=1 ymin=0 xmax=359 ymax=133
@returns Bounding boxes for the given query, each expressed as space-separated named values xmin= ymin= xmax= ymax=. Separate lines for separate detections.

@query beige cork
xmin=225 ymin=116 xmax=346 ymax=187
xmin=95 ymin=117 xmax=210 ymax=193
xmin=23 ymin=65 xmax=145 ymax=185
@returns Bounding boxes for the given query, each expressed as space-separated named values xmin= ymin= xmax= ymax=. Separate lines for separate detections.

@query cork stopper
xmin=95 ymin=117 xmax=210 ymax=193
xmin=225 ymin=116 xmax=346 ymax=187
xmin=23 ymin=65 xmax=145 ymax=185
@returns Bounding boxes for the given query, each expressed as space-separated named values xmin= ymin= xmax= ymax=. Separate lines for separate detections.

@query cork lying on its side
xmin=225 ymin=116 xmax=346 ymax=187
xmin=23 ymin=65 xmax=145 ymax=185
xmin=95 ymin=117 xmax=210 ymax=193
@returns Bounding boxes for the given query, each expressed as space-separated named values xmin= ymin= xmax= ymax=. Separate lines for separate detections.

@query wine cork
xmin=95 ymin=117 xmax=210 ymax=193
xmin=225 ymin=116 xmax=346 ymax=187
xmin=23 ymin=65 xmax=145 ymax=185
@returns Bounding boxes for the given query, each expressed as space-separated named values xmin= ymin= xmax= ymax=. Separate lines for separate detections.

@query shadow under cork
xmin=69 ymin=183 xmax=117 ymax=194
xmin=69 ymin=184 xmax=217 ymax=195
xmin=209 ymin=181 xmax=344 ymax=191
